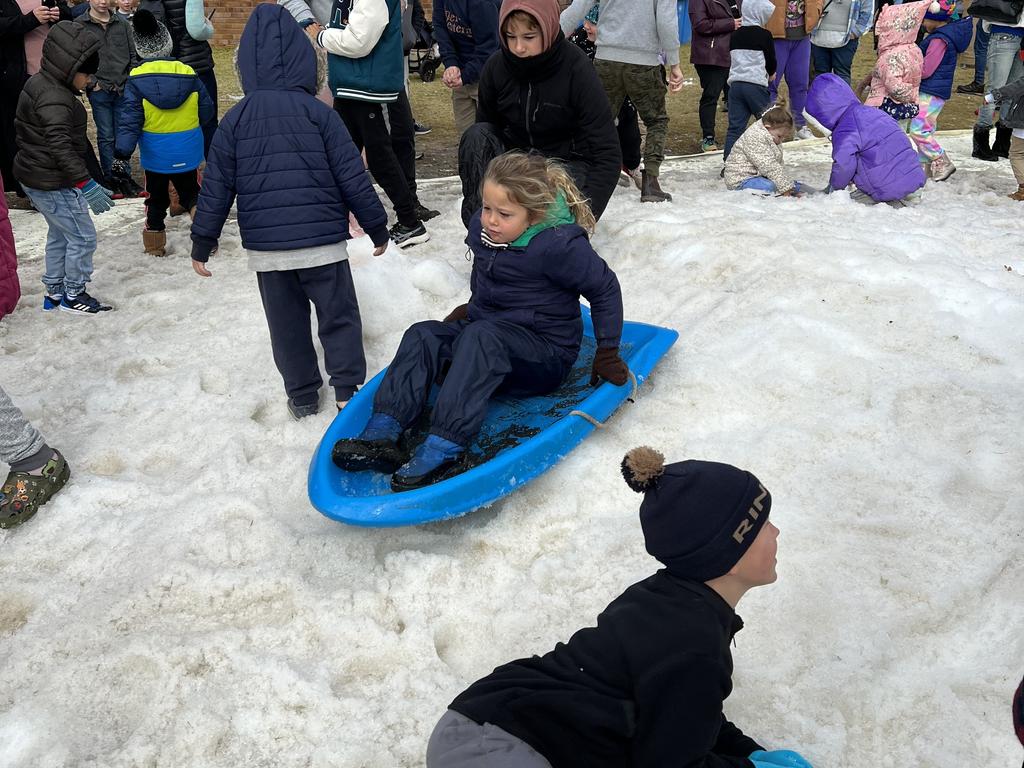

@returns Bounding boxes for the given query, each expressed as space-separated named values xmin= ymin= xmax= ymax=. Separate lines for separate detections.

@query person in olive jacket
xmin=427 ymin=447 xmax=814 ymax=768
xmin=457 ymin=0 xmax=620 ymax=228
xmin=690 ymin=0 xmax=741 ymax=151
xmin=14 ymin=20 xmax=116 ymax=314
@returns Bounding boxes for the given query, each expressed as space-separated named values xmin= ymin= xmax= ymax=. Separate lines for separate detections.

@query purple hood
xmin=806 ymin=74 xmax=925 ymax=202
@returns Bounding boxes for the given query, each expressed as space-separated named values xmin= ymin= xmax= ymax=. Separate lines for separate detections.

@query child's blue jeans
xmin=87 ymin=89 xmax=125 ymax=178
xmin=737 ymin=177 xmax=806 ymax=194
xmin=21 ymin=186 xmax=97 ymax=298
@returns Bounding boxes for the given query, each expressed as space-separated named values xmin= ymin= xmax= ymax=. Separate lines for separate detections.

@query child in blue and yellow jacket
xmin=113 ymin=8 xmax=213 ymax=256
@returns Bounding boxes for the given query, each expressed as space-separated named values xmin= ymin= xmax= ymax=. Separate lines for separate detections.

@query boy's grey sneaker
xmin=43 ymin=294 xmax=63 ymax=312
xmin=414 ymin=121 xmax=431 ymax=135
xmin=389 ymin=221 xmax=430 ymax=248
xmin=60 ymin=292 xmax=112 ymax=315
xmin=287 ymin=398 xmax=320 ymax=420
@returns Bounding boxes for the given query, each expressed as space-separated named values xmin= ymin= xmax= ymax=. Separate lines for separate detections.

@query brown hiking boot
xmin=1009 ymin=185 xmax=1024 ymax=201
xmin=640 ymin=170 xmax=672 ymax=203
xmin=143 ymin=228 xmax=167 ymax=257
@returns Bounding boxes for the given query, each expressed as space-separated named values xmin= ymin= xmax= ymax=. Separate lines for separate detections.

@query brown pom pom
xmin=621 ymin=446 xmax=665 ymax=493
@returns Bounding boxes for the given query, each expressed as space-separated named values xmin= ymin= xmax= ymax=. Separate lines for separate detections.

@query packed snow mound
xmin=1 ymin=137 xmax=1022 ymax=767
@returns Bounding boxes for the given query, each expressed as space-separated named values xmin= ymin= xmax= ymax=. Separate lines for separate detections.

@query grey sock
xmin=9 ymin=444 xmax=54 ymax=473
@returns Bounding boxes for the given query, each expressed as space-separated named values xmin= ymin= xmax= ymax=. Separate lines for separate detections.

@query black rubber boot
xmin=332 ymin=438 xmax=407 ymax=473
xmin=992 ymin=124 xmax=1012 ymax=158
xmin=972 ymin=127 xmax=999 ymax=161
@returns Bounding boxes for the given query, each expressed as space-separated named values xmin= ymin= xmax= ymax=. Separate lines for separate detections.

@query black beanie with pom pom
xmin=131 ymin=9 xmax=173 ymax=60
xmin=621 ymin=447 xmax=771 ymax=581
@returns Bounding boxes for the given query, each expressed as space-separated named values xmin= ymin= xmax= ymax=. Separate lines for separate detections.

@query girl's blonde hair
xmin=760 ymin=104 xmax=795 ymax=132
xmin=483 ymin=151 xmax=596 ymax=233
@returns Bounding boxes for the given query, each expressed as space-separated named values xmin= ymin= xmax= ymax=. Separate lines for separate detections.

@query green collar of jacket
xmin=510 ymin=193 xmax=575 ymax=247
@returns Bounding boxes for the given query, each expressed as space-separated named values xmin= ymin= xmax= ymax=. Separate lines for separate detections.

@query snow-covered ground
xmin=1 ymin=135 xmax=1022 ymax=767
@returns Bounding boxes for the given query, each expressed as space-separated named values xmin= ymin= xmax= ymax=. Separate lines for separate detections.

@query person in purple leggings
xmin=767 ymin=0 xmax=822 ymax=137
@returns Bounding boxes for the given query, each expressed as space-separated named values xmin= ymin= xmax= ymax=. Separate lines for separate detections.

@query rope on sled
xmin=569 ymin=370 xmax=639 ymax=429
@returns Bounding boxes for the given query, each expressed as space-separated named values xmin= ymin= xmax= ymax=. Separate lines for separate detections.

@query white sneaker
xmin=795 ymin=126 xmax=814 ymax=140
xmin=930 ymin=154 xmax=956 ymax=182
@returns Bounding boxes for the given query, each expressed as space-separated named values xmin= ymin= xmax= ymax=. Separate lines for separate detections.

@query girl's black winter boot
xmin=972 ymin=127 xmax=999 ymax=161
xmin=992 ymin=124 xmax=1012 ymax=159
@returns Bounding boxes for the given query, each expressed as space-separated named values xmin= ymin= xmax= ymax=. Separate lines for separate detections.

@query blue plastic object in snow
xmin=307 ymin=306 xmax=678 ymax=527
xmin=677 ymin=0 xmax=692 ymax=44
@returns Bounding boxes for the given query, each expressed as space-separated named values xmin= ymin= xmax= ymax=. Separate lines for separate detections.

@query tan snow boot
xmin=1009 ymin=185 xmax=1024 ymax=201
xmin=640 ymin=170 xmax=672 ymax=203
xmin=168 ymin=184 xmax=186 ymax=217
xmin=143 ymin=228 xmax=167 ymax=257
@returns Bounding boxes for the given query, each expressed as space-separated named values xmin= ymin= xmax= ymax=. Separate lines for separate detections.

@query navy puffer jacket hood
xmin=190 ymin=3 xmax=389 ymax=258
xmin=238 ymin=2 xmax=316 ymax=96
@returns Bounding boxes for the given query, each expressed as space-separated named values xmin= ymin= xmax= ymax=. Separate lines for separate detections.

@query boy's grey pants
xmin=426 ymin=710 xmax=553 ymax=768
xmin=0 ymin=385 xmax=45 ymax=467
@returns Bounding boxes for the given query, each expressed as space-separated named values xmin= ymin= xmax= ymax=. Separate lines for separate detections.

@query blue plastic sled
xmin=308 ymin=307 xmax=678 ymax=527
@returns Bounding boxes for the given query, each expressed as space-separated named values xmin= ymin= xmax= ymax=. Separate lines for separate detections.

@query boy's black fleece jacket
xmin=450 ymin=572 xmax=764 ymax=768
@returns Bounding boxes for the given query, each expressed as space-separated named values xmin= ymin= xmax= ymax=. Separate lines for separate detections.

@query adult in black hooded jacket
xmin=458 ymin=0 xmax=620 ymax=227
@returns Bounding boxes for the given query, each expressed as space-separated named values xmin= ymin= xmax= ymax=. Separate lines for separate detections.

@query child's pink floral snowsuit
xmin=865 ymin=0 xmax=929 ymax=109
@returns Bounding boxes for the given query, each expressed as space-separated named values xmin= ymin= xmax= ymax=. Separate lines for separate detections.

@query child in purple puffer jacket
xmin=805 ymin=73 xmax=925 ymax=206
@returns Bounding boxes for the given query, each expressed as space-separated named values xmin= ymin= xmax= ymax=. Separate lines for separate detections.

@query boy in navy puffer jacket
xmin=190 ymin=3 xmax=390 ymax=419
xmin=908 ymin=0 xmax=973 ymax=181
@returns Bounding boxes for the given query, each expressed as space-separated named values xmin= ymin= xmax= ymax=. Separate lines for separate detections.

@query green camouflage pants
xmin=595 ymin=59 xmax=669 ymax=176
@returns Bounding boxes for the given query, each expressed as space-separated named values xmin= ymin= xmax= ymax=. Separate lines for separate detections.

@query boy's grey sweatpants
xmin=0 ymin=385 xmax=45 ymax=466
xmin=426 ymin=710 xmax=553 ymax=768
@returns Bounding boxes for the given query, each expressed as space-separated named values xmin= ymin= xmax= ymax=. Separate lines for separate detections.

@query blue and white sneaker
xmin=60 ymin=292 xmax=113 ymax=315
xmin=43 ymin=294 xmax=63 ymax=312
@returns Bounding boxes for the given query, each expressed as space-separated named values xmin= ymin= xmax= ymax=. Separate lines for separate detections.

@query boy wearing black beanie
xmin=426 ymin=447 xmax=813 ymax=768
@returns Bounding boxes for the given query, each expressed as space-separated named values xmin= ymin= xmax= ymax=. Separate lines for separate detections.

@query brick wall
xmin=207 ymin=0 xmax=262 ymax=46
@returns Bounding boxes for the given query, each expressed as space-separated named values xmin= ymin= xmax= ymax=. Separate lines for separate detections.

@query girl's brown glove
xmin=590 ymin=347 xmax=629 ymax=386
xmin=443 ymin=304 xmax=469 ymax=323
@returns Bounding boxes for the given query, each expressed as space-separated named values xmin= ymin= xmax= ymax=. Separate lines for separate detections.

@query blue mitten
xmin=749 ymin=749 xmax=813 ymax=768
xmin=80 ymin=179 xmax=113 ymax=214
